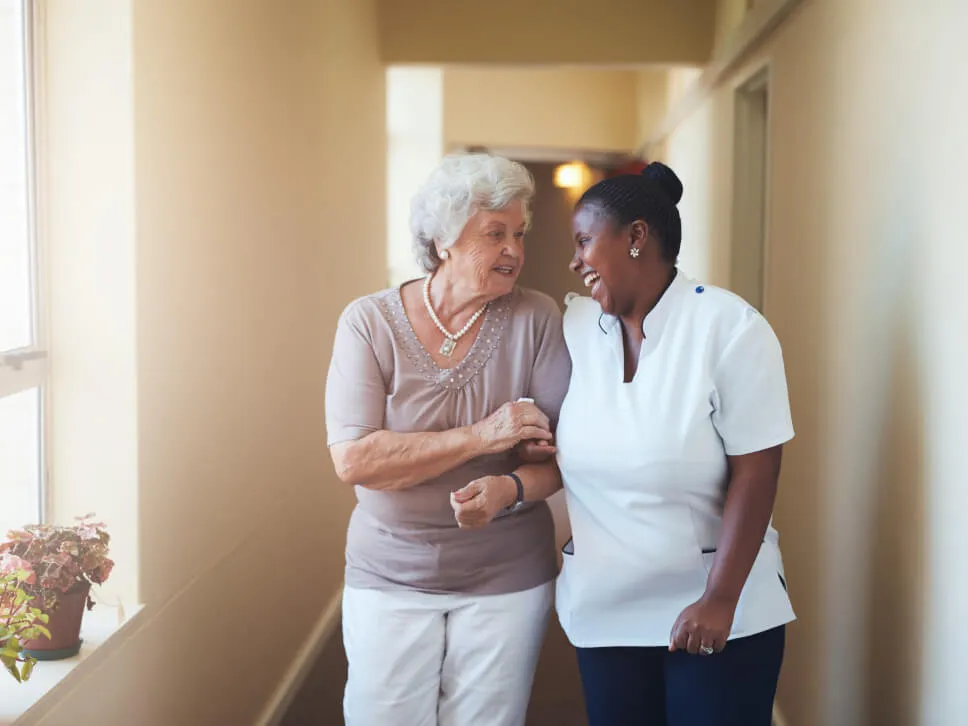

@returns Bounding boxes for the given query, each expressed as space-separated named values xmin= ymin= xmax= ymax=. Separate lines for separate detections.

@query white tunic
xmin=555 ymin=270 xmax=797 ymax=648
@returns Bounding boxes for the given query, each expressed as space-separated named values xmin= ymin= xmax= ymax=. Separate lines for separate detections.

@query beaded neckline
xmin=377 ymin=285 xmax=513 ymax=391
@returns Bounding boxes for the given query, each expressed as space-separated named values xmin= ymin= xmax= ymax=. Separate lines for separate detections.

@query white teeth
xmin=583 ymin=273 xmax=600 ymax=288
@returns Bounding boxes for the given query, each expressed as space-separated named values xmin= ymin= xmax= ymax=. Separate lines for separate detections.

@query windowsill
xmin=0 ymin=603 xmax=145 ymax=725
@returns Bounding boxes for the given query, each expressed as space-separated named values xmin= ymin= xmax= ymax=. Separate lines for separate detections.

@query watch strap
xmin=506 ymin=472 xmax=525 ymax=511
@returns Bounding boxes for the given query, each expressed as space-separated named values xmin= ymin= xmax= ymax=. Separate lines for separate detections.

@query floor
xmin=280 ymin=624 xmax=345 ymax=726
xmin=281 ymin=615 xmax=587 ymax=726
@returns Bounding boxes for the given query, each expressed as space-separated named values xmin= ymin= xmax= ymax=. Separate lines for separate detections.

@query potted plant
xmin=0 ymin=515 xmax=114 ymax=661
xmin=1 ymin=553 xmax=50 ymax=682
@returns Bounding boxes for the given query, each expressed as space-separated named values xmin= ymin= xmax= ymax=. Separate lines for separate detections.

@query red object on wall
xmin=607 ymin=159 xmax=649 ymax=177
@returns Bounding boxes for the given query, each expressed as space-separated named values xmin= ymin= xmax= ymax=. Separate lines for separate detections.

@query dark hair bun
xmin=642 ymin=161 xmax=683 ymax=205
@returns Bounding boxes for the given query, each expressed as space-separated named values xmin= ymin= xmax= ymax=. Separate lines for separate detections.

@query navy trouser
xmin=575 ymin=626 xmax=785 ymax=726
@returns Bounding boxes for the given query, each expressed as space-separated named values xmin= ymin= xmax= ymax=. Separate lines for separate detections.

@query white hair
xmin=410 ymin=153 xmax=535 ymax=273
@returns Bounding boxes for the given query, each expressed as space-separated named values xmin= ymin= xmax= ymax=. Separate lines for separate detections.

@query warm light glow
xmin=554 ymin=162 xmax=589 ymax=189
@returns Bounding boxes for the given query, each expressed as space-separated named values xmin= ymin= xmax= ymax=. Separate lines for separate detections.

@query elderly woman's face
xmin=445 ymin=200 xmax=526 ymax=298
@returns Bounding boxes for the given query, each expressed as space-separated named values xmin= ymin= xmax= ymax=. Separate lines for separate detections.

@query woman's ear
xmin=629 ymin=220 xmax=650 ymax=251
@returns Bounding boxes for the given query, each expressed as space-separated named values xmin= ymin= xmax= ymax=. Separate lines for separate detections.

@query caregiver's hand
xmin=515 ymin=439 xmax=556 ymax=463
xmin=669 ymin=592 xmax=737 ymax=655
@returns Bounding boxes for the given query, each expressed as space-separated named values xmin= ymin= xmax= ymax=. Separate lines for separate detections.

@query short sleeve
xmin=527 ymin=300 xmax=572 ymax=430
xmin=711 ymin=311 xmax=794 ymax=456
xmin=325 ymin=301 xmax=387 ymax=446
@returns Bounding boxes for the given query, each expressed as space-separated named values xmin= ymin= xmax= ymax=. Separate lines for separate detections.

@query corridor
xmin=2 ymin=1 xmax=964 ymax=725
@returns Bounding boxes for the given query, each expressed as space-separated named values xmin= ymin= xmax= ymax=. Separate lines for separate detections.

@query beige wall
xmin=444 ymin=67 xmax=639 ymax=153
xmin=634 ymin=67 xmax=703 ymax=159
xmin=661 ymin=0 xmax=966 ymax=724
xmin=379 ymin=0 xmax=716 ymax=65
xmin=27 ymin=0 xmax=384 ymax=723
xmin=714 ymin=0 xmax=752 ymax=50
xmin=634 ymin=69 xmax=671 ymax=153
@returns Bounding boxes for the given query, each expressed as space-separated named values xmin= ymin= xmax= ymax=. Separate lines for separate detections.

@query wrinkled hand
xmin=449 ymin=475 xmax=516 ymax=529
xmin=669 ymin=593 xmax=737 ymax=655
xmin=472 ymin=401 xmax=552 ymax=455
xmin=515 ymin=439 xmax=556 ymax=463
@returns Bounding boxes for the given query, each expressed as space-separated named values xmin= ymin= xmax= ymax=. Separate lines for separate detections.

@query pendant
xmin=439 ymin=338 xmax=457 ymax=357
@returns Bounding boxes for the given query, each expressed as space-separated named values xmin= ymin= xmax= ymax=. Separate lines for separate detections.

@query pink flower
xmin=77 ymin=526 xmax=100 ymax=541
xmin=0 ymin=553 xmax=30 ymax=575
xmin=90 ymin=559 xmax=114 ymax=584
xmin=0 ymin=553 xmax=37 ymax=584
xmin=1 ymin=516 xmax=114 ymax=600
xmin=41 ymin=552 xmax=71 ymax=567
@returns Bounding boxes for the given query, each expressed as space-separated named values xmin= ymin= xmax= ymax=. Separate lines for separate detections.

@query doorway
xmin=730 ymin=67 xmax=770 ymax=312
xmin=516 ymin=162 xmax=584 ymax=310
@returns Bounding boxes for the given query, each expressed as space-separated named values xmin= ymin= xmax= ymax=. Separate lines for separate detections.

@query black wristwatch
xmin=505 ymin=472 xmax=525 ymax=512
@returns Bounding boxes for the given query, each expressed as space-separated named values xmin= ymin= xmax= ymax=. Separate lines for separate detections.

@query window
xmin=386 ymin=67 xmax=443 ymax=286
xmin=0 ymin=0 xmax=45 ymax=536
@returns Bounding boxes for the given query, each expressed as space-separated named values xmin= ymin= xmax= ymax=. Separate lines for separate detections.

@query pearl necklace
xmin=422 ymin=275 xmax=488 ymax=358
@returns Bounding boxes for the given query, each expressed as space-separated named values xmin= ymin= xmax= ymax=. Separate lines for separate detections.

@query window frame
xmin=0 ymin=0 xmax=49 ymax=525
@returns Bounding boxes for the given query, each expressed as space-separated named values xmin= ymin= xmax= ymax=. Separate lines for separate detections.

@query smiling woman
xmin=555 ymin=162 xmax=795 ymax=726
xmin=324 ymin=152 xmax=572 ymax=726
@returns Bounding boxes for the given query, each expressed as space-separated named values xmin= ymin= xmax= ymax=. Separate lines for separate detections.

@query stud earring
xmin=629 ymin=248 xmax=641 ymax=258
xmin=439 ymin=249 xmax=449 ymax=260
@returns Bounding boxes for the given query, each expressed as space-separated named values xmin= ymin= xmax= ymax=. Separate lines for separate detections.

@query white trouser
xmin=342 ymin=582 xmax=554 ymax=726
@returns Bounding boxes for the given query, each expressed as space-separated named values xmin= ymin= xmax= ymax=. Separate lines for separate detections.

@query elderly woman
xmin=554 ymin=162 xmax=796 ymax=725
xmin=325 ymin=153 xmax=571 ymax=726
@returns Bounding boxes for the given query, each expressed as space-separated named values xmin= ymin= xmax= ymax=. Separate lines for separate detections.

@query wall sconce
xmin=554 ymin=162 xmax=590 ymax=189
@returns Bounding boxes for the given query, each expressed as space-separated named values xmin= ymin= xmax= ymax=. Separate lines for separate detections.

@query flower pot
xmin=22 ymin=581 xmax=90 ymax=661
